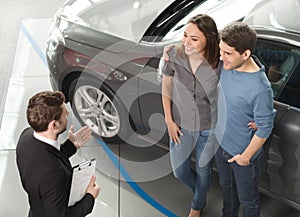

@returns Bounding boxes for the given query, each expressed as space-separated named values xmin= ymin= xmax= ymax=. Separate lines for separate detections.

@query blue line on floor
xmin=20 ymin=21 xmax=47 ymax=67
xmin=97 ymin=139 xmax=178 ymax=217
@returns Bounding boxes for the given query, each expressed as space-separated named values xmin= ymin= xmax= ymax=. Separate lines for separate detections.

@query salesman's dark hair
xmin=26 ymin=91 xmax=65 ymax=132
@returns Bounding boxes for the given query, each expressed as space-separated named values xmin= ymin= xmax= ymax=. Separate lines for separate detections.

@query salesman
xmin=16 ymin=90 xmax=100 ymax=217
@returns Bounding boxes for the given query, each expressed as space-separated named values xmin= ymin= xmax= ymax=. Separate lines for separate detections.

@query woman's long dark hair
xmin=177 ymin=14 xmax=220 ymax=68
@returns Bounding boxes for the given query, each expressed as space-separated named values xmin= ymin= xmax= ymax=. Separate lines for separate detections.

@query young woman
xmin=161 ymin=14 xmax=220 ymax=217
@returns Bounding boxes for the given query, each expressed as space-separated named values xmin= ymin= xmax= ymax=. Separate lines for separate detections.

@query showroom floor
xmin=0 ymin=0 xmax=66 ymax=125
xmin=1 ymin=1 xmax=300 ymax=217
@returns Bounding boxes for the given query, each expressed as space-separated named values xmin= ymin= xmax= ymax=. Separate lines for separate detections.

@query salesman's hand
xmin=86 ymin=175 xmax=100 ymax=199
xmin=68 ymin=125 xmax=92 ymax=148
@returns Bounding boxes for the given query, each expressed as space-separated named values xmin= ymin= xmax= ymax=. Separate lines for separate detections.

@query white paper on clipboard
xmin=68 ymin=158 xmax=96 ymax=206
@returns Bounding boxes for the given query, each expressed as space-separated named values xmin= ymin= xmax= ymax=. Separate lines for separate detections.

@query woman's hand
xmin=166 ymin=121 xmax=183 ymax=144
xmin=247 ymin=121 xmax=257 ymax=131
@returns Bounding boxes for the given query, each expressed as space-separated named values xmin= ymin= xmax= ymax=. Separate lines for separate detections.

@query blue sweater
xmin=215 ymin=60 xmax=276 ymax=159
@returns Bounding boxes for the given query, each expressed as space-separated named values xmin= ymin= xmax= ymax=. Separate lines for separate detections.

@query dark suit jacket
xmin=16 ymin=127 xmax=94 ymax=217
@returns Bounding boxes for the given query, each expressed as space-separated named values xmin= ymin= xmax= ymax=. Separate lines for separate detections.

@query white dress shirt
xmin=33 ymin=131 xmax=61 ymax=150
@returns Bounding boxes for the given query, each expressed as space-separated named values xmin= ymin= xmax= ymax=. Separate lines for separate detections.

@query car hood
xmin=57 ymin=0 xmax=174 ymax=42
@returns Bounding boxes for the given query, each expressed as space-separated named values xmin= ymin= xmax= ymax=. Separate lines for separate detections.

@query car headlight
xmin=46 ymin=25 xmax=65 ymax=60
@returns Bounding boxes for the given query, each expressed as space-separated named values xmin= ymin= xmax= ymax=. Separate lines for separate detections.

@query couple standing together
xmin=161 ymin=14 xmax=276 ymax=217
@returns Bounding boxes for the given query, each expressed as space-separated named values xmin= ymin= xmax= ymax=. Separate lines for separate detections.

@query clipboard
xmin=68 ymin=158 xmax=96 ymax=206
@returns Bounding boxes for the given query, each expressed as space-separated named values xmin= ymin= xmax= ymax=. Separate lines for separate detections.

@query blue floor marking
xmin=96 ymin=139 xmax=178 ymax=217
xmin=21 ymin=21 xmax=47 ymax=67
xmin=21 ymin=21 xmax=178 ymax=217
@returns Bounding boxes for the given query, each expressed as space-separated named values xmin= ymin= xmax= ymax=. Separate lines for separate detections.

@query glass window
xmin=254 ymin=39 xmax=300 ymax=108
xmin=162 ymin=0 xmax=262 ymax=42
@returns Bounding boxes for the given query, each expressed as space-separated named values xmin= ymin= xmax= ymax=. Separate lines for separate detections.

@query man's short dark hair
xmin=26 ymin=91 xmax=65 ymax=132
xmin=220 ymin=22 xmax=257 ymax=54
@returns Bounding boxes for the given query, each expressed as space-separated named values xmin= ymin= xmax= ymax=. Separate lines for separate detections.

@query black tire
xmin=68 ymin=77 xmax=132 ymax=144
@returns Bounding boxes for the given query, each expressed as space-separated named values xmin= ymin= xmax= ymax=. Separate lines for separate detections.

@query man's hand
xmin=228 ymin=154 xmax=250 ymax=166
xmin=86 ymin=175 xmax=100 ymax=199
xmin=162 ymin=44 xmax=176 ymax=61
xmin=68 ymin=125 xmax=92 ymax=148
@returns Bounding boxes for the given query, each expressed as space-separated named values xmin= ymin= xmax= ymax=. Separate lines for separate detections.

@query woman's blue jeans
xmin=170 ymin=128 xmax=215 ymax=210
xmin=215 ymin=146 xmax=264 ymax=217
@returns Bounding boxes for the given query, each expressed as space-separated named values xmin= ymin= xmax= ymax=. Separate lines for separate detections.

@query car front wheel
xmin=68 ymin=78 xmax=131 ymax=144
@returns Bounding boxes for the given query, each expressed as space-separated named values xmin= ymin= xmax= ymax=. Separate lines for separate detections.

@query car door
xmin=137 ymin=50 xmax=169 ymax=146
xmin=254 ymin=37 xmax=300 ymax=208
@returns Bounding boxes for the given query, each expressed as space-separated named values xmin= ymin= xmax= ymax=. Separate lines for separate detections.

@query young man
xmin=215 ymin=22 xmax=276 ymax=217
xmin=16 ymin=91 xmax=100 ymax=217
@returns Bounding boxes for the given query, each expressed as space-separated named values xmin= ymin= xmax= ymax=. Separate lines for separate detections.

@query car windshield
xmin=61 ymin=0 xmax=174 ymax=41
xmin=162 ymin=0 xmax=263 ymax=41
